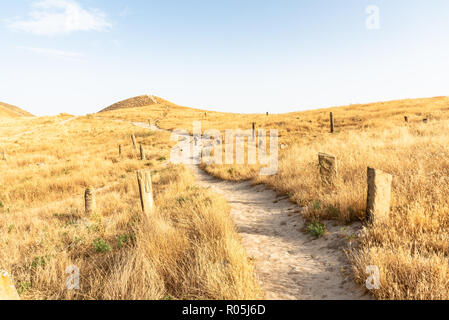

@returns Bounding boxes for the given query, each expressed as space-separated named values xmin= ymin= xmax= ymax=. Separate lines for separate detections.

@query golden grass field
xmin=96 ymin=95 xmax=449 ymax=300
xmin=0 ymin=114 xmax=261 ymax=300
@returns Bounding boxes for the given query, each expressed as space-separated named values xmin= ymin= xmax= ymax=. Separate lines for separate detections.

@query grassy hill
xmin=0 ymin=102 xmax=34 ymax=118
xmin=99 ymin=95 xmax=172 ymax=113
xmin=98 ymin=95 xmax=449 ymax=299
xmin=0 ymin=114 xmax=261 ymax=300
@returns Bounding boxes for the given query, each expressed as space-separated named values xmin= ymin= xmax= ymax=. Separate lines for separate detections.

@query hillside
xmin=97 ymin=95 xmax=449 ymax=299
xmin=0 ymin=102 xmax=34 ymax=118
xmin=99 ymin=95 xmax=171 ymax=113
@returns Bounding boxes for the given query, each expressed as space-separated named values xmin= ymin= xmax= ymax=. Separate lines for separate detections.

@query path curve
xmin=133 ymin=122 xmax=370 ymax=300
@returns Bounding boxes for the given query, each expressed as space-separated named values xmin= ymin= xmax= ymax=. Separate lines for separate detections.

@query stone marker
xmin=84 ymin=186 xmax=96 ymax=215
xmin=423 ymin=118 xmax=428 ymax=124
xmin=330 ymin=112 xmax=334 ymax=133
xmin=140 ymin=145 xmax=146 ymax=160
xmin=366 ymin=167 xmax=393 ymax=223
xmin=318 ymin=153 xmax=337 ymax=187
xmin=131 ymin=134 xmax=137 ymax=150
xmin=252 ymin=123 xmax=256 ymax=141
xmin=0 ymin=270 xmax=20 ymax=300
xmin=136 ymin=170 xmax=154 ymax=216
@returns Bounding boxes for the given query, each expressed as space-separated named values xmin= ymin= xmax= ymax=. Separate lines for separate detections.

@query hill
xmin=0 ymin=102 xmax=34 ymax=118
xmin=98 ymin=95 xmax=171 ymax=113
xmin=97 ymin=95 xmax=449 ymax=300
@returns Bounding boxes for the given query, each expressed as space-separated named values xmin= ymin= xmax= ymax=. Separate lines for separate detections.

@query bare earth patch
xmin=189 ymin=165 xmax=370 ymax=299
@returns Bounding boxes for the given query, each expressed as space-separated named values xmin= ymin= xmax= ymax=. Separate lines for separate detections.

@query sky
xmin=1 ymin=0 xmax=449 ymax=116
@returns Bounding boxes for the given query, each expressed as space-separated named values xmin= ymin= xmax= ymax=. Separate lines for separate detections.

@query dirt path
xmin=134 ymin=122 xmax=370 ymax=300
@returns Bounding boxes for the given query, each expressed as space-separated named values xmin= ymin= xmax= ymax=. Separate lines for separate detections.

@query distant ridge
xmin=99 ymin=95 xmax=170 ymax=113
xmin=0 ymin=102 xmax=34 ymax=118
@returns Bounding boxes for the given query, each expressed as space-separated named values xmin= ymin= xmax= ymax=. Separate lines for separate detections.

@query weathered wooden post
xmin=330 ymin=112 xmax=334 ymax=133
xmin=252 ymin=123 xmax=256 ymax=141
xmin=140 ymin=145 xmax=145 ymax=160
xmin=136 ymin=170 xmax=154 ymax=216
xmin=366 ymin=167 xmax=393 ymax=223
xmin=131 ymin=134 xmax=137 ymax=150
xmin=84 ymin=186 xmax=96 ymax=215
xmin=1 ymin=149 xmax=6 ymax=161
xmin=318 ymin=153 xmax=337 ymax=187
xmin=118 ymin=144 xmax=122 ymax=157
xmin=404 ymin=116 xmax=409 ymax=123
xmin=0 ymin=270 xmax=20 ymax=300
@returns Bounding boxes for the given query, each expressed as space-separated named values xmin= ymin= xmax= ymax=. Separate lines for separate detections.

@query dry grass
xmin=98 ymin=95 xmax=449 ymax=299
xmin=0 ymin=115 xmax=261 ymax=300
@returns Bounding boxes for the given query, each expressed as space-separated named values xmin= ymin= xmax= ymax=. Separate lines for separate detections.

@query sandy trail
xmin=133 ymin=121 xmax=370 ymax=300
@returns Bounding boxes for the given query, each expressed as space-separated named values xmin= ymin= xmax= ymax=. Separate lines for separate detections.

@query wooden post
xmin=404 ymin=116 xmax=408 ymax=123
xmin=252 ymin=123 xmax=256 ymax=141
xmin=266 ymin=112 xmax=269 ymax=116
xmin=131 ymin=134 xmax=137 ymax=150
xmin=318 ymin=153 xmax=337 ymax=187
xmin=136 ymin=170 xmax=154 ymax=216
xmin=330 ymin=112 xmax=334 ymax=133
xmin=366 ymin=167 xmax=393 ymax=223
xmin=0 ymin=270 xmax=20 ymax=300
xmin=1 ymin=149 xmax=6 ymax=161
xmin=140 ymin=145 xmax=145 ymax=160
xmin=118 ymin=144 xmax=122 ymax=157
xmin=148 ymin=119 xmax=151 ymax=127
xmin=84 ymin=186 xmax=96 ymax=215
xmin=423 ymin=118 xmax=428 ymax=124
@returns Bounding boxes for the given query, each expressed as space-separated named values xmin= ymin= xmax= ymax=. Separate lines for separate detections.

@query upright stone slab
xmin=252 ymin=123 xmax=256 ymax=141
xmin=131 ymin=134 xmax=137 ymax=150
xmin=136 ymin=170 xmax=154 ymax=217
xmin=140 ymin=145 xmax=145 ymax=160
xmin=0 ymin=270 xmax=20 ymax=300
xmin=84 ymin=186 xmax=96 ymax=215
xmin=330 ymin=112 xmax=335 ymax=133
xmin=318 ymin=153 xmax=337 ymax=187
xmin=366 ymin=167 xmax=393 ymax=223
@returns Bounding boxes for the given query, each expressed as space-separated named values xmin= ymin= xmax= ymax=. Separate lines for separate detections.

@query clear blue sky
xmin=1 ymin=0 xmax=449 ymax=116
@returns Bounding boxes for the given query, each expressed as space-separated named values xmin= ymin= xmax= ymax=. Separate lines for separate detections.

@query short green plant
xmin=311 ymin=200 xmax=321 ymax=210
xmin=93 ymin=238 xmax=111 ymax=253
xmin=117 ymin=234 xmax=133 ymax=248
xmin=307 ymin=222 xmax=327 ymax=238
xmin=17 ymin=281 xmax=32 ymax=295
xmin=31 ymin=256 xmax=48 ymax=269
